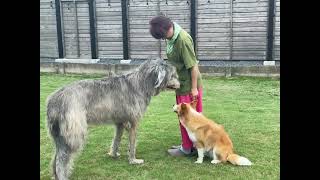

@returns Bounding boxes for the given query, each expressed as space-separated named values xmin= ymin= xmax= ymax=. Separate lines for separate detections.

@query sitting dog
xmin=173 ymin=102 xmax=252 ymax=166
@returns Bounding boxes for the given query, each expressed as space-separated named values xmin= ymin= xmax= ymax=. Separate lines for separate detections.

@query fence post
xmin=229 ymin=0 xmax=233 ymax=60
xmin=121 ymin=0 xmax=129 ymax=60
xmin=190 ymin=0 xmax=197 ymax=58
xmin=55 ymin=0 xmax=64 ymax=58
xmin=266 ymin=0 xmax=276 ymax=61
xmin=88 ymin=0 xmax=98 ymax=59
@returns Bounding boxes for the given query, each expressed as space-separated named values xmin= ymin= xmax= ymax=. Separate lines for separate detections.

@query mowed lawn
xmin=40 ymin=73 xmax=280 ymax=180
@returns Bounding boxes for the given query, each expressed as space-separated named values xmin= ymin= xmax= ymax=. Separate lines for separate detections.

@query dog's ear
xmin=181 ymin=103 xmax=187 ymax=111
xmin=154 ymin=67 xmax=166 ymax=88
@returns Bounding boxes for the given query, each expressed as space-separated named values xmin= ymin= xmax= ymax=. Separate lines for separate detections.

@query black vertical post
xmin=190 ymin=0 xmax=197 ymax=54
xmin=55 ymin=0 xmax=64 ymax=58
xmin=88 ymin=0 xmax=98 ymax=59
xmin=266 ymin=0 xmax=276 ymax=61
xmin=229 ymin=0 xmax=233 ymax=60
xmin=121 ymin=0 xmax=129 ymax=60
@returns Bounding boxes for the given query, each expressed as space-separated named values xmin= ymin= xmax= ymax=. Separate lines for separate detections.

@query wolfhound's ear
xmin=139 ymin=60 xmax=151 ymax=70
xmin=154 ymin=67 xmax=166 ymax=88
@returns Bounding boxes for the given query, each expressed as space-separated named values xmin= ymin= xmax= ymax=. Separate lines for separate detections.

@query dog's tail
xmin=227 ymin=153 xmax=252 ymax=166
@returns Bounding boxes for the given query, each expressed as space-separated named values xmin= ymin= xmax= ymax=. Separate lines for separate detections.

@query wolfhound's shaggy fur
xmin=46 ymin=59 xmax=179 ymax=180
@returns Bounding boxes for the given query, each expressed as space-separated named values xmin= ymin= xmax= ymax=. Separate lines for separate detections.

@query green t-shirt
xmin=166 ymin=29 xmax=203 ymax=95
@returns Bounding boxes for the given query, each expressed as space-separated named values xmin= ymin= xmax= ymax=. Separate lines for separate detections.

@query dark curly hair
xmin=149 ymin=15 xmax=173 ymax=39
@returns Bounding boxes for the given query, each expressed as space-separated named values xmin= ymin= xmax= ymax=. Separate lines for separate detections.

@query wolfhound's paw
xmin=108 ymin=151 xmax=120 ymax=158
xmin=211 ymin=160 xmax=221 ymax=164
xmin=129 ymin=159 xmax=144 ymax=164
xmin=195 ymin=158 xmax=203 ymax=164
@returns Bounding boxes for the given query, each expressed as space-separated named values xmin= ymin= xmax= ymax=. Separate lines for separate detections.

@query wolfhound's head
xmin=138 ymin=59 xmax=180 ymax=96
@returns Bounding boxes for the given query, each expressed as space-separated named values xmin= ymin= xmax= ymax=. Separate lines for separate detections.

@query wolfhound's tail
xmin=46 ymin=99 xmax=86 ymax=180
xmin=46 ymin=96 xmax=87 ymax=153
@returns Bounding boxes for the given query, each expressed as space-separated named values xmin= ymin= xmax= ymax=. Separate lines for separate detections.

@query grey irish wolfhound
xmin=46 ymin=59 xmax=179 ymax=180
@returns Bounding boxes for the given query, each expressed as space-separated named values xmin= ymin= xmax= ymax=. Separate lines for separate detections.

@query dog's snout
xmin=172 ymin=104 xmax=178 ymax=112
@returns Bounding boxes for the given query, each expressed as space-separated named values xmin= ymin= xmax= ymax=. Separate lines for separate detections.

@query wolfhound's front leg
xmin=108 ymin=123 xmax=124 ymax=158
xmin=127 ymin=122 xmax=144 ymax=164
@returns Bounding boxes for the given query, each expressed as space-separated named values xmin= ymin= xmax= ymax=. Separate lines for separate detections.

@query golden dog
xmin=173 ymin=102 xmax=252 ymax=166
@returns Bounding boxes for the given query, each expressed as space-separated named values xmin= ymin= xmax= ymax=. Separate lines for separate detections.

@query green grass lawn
xmin=40 ymin=73 xmax=280 ymax=180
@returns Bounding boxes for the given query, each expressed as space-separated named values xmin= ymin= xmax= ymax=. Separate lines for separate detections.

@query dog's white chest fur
xmin=185 ymin=127 xmax=197 ymax=143
xmin=179 ymin=117 xmax=197 ymax=142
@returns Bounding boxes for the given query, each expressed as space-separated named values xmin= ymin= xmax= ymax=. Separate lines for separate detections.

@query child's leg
xmin=176 ymin=88 xmax=203 ymax=151
xmin=176 ymin=95 xmax=193 ymax=151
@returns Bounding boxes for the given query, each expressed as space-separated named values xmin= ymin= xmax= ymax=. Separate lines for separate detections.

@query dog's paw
xmin=129 ymin=159 xmax=144 ymax=164
xmin=194 ymin=159 xmax=203 ymax=164
xmin=211 ymin=160 xmax=221 ymax=164
xmin=108 ymin=151 xmax=120 ymax=158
